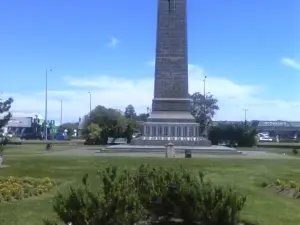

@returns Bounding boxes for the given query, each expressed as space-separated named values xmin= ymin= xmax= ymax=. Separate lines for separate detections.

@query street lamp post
xmin=203 ymin=76 xmax=207 ymax=99
xmin=243 ymin=109 xmax=249 ymax=126
xmin=60 ymin=99 xmax=63 ymax=126
xmin=45 ymin=69 xmax=52 ymax=140
xmin=203 ymin=76 xmax=207 ymax=136
xmin=88 ymin=92 xmax=92 ymax=132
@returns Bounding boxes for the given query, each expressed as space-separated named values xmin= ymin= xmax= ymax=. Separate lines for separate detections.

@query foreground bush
xmin=45 ymin=164 xmax=247 ymax=225
xmin=0 ymin=176 xmax=56 ymax=201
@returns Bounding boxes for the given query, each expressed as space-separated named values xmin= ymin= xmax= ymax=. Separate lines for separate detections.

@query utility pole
xmin=203 ymin=76 xmax=207 ymax=99
xmin=88 ymin=92 xmax=92 ymax=132
xmin=243 ymin=109 xmax=248 ymax=126
xmin=60 ymin=99 xmax=63 ymax=125
xmin=203 ymin=76 xmax=207 ymax=136
xmin=44 ymin=69 xmax=52 ymax=140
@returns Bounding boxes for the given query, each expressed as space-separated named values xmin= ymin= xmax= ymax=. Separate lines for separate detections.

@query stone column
xmin=180 ymin=125 xmax=183 ymax=137
xmin=149 ymin=125 xmax=152 ymax=137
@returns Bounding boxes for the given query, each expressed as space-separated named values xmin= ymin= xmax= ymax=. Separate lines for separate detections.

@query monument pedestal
xmin=131 ymin=136 xmax=211 ymax=146
xmin=131 ymin=121 xmax=211 ymax=147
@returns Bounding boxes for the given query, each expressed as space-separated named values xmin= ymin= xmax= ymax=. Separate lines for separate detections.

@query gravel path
xmin=42 ymin=146 xmax=296 ymax=159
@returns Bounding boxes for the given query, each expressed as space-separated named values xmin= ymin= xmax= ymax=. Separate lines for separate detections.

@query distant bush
xmin=292 ymin=148 xmax=298 ymax=155
xmin=84 ymin=136 xmax=104 ymax=145
xmin=45 ymin=164 xmax=247 ymax=225
xmin=208 ymin=123 xmax=257 ymax=147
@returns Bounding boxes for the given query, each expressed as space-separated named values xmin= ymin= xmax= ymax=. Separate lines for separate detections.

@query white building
xmin=0 ymin=112 xmax=44 ymax=134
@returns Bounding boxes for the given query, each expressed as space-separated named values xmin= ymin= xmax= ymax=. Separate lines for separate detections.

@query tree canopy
xmin=190 ymin=92 xmax=219 ymax=132
xmin=82 ymin=105 xmax=139 ymax=144
xmin=136 ymin=113 xmax=149 ymax=122
xmin=80 ymin=93 xmax=220 ymax=143
xmin=208 ymin=122 xmax=257 ymax=147
xmin=0 ymin=97 xmax=13 ymax=130
xmin=124 ymin=104 xmax=137 ymax=119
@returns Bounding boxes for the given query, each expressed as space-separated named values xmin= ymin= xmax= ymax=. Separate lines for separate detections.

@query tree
xmin=0 ymin=97 xmax=13 ymax=150
xmin=136 ymin=113 xmax=149 ymax=122
xmin=81 ymin=106 xmax=122 ymax=137
xmin=82 ymin=105 xmax=140 ymax=144
xmin=124 ymin=104 xmax=137 ymax=119
xmin=190 ymin=92 xmax=219 ymax=133
xmin=208 ymin=122 xmax=257 ymax=147
xmin=124 ymin=125 xmax=134 ymax=143
xmin=0 ymin=97 xmax=13 ymax=131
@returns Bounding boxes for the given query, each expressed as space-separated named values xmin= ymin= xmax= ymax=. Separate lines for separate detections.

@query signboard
xmin=7 ymin=117 xmax=32 ymax=128
xmin=261 ymin=121 xmax=288 ymax=127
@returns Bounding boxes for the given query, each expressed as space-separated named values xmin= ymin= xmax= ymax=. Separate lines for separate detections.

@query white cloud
xmin=281 ymin=58 xmax=300 ymax=70
xmin=108 ymin=37 xmax=119 ymax=48
xmin=3 ymin=63 xmax=300 ymax=125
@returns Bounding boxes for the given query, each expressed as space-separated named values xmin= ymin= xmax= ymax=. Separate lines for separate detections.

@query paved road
xmin=42 ymin=146 xmax=296 ymax=159
xmin=12 ymin=139 xmax=85 ymax=144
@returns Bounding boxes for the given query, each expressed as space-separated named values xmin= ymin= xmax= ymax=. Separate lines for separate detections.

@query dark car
xmin=20 ymin=133 xmax=43 ymax=140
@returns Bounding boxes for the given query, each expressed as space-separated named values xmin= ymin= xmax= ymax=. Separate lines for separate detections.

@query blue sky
xmin=1 ymin=0 xmax=300 ymax=123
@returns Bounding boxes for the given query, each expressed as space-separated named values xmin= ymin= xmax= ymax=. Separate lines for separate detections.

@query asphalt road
xmin=13 ymin=139 xmax=85 ymax=144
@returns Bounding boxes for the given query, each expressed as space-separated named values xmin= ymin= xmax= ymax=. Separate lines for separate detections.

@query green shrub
xmin=275 ymin=178 xmax=282 ymax=186
xmin=289 ymin=181 xmax=297 ymax=188
xmin=84 ymin=136 xmax=105 ymax=145
xmin=208 ymin=123 xmax=257 ymax=147
xmin=45 ymin=164 xmax=247 ymax=225
xmin=292 ymin=148 xmax=298 ymax=155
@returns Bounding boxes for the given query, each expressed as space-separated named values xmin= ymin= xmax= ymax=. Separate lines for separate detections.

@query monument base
xmin=105 ymin=145 xmax=242 ymax=155
xmin=130 ymin=136 xmax=211 ymax=146
xmin=136 ymin=118 xmax=211 ymax=147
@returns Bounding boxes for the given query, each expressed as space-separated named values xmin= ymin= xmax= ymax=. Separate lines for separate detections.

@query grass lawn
xmin=0 ymin=146 xmax=300 ymax=225
xmin=3 ymin=144 xmax=74 ymax=156
xmin=240 ymin=147 xmax=300 ymax=157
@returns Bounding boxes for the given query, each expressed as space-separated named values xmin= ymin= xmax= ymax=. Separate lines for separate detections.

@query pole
xmin=203 ymin=76 xmax=206 ymax=99
xmin=60 ymin=99 xmax=63 ymax=125
xmin=243 ymin=109 xmax=248 ymax=126
xmin=203 ymin=76 xmax=207 ymax=136
xmin=44 ymin=69 xmax=51 ymax=140
xmin=89 ymin=92 xmax=92 ymax=132
xmin=45 ymin=70 xmax=48 ymax=140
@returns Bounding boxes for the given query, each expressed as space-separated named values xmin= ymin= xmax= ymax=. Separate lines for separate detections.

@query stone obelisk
xmin=132 ymin=0 xmax=211 ymax=146
xmin=150 ymin=0 xmax=193 ymax=122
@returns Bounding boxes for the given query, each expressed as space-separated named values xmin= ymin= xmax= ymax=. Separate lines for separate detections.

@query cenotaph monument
xmin=131 ymin=0 xmax=211 ymax=146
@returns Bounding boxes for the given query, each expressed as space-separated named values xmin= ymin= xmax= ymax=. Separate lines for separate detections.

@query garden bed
xmin=0 ymin=176 xmax=56 ymax=201
xmin=262 ymin=178 xmax=300 ymax=199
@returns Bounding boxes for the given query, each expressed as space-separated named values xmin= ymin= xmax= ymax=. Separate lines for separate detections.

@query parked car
xmin=258 ymin=133 xmax=273 ymax=142
xmin=20 ymin=133 xmax=43 ymax=140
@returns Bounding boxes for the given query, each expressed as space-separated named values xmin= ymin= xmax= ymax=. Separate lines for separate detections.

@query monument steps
xmin=104 ymin=145 xmax=242 ymax=155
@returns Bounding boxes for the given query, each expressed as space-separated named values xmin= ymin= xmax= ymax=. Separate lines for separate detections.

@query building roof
xmin=213 ymin=120 xmax=300 ymax=129
xmin=10 ymin=112 xmax=44 ymax=119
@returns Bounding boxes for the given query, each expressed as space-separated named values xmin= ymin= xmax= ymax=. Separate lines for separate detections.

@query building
xmin=1 ymin=112 xmax=56 ymax=139
xmin=251 ymin=120 xmax=300 ymax=139
xmin=212 ymin=120 xmax=300 ymax=139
